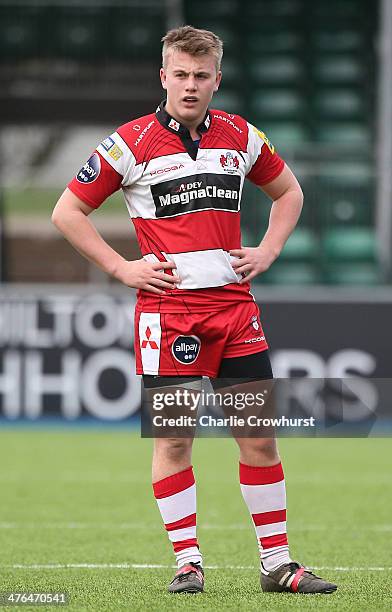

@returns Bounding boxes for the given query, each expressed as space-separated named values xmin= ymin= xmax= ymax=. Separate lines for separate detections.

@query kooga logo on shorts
xmin=172 ymin=335 xmax=201 ymax=365
xmin=151 ymin=173 xmax=241 ymax=218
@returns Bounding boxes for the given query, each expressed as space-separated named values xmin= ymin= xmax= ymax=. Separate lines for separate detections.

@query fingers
xmin=229 ymin=249 xmax=245 ymax=257
xmin=233 ymin=263 xmax=253 ymax=274
xmin=155 ymin=272 xmax=181 ymax=283
xmin=150 ymin=278 xmax=179 ymax=290
xmin=144 ymin=284 xmax=166 ymax=295
xmin=231 ymin=258 xmax=250 ymax=270
xmin=239 ymin=271 xmax=257 ymax=284
xmin=151 ymin=260 xmax=176 ymax=270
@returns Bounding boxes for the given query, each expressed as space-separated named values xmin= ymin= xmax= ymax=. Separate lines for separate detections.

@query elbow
xmin=51 ymin=207 xmax=61 ymax=229
xmin=51 ymin=203 xmax=67 ymax=231
xmin=296 ymin=185 xmax=304 ymax=211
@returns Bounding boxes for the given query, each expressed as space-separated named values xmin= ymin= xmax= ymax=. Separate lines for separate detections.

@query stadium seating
xmin=322 ymin=227 xmax=380 ymax=285
xmin=322 ymin=227 xmax=376 ymax=262
xmin=261 ymin=263 xmax=321 ymax=285
xmin=0 ymin=5 xmax=43 ymax=58
xmin=279 ymin=228 xmax=319 ymax=262
xmin=325 ymin=263 xmax=381 ymax=285
xmin=1 ymin=0 xmax=380 ymax=285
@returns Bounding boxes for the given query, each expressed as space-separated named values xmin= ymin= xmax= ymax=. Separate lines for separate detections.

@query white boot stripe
xmin=286 ymin=573 xmax=296 ymax=588
xmin=279 ymin=571 xmax=291 ymax=586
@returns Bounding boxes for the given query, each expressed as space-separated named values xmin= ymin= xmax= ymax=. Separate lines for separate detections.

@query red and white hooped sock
xmin=153 ymin=465 xmax=202 ymax=568
xmin=239 ymin=461 xmax=291 ymax=572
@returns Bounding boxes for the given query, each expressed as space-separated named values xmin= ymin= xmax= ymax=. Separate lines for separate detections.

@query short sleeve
xmin=245 ymin=123 xmax=285 ymax=187
xmin=67 ymin=131 xmax=136 ymax=208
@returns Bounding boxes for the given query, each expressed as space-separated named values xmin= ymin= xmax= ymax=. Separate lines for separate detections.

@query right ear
xmin=160 ymin=67 xmax=167 ymax=90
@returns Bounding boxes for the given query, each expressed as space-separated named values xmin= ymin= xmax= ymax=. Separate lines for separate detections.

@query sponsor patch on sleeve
xmin=101 ymin=136 xmax=123 ymax=162
xmin=101 ymin=136 xmax=115 ymax=151
xmin=76 ymin=152 xmax=101 ymax=184
xmin=253 ymin=127 xmax=275 ymax=154
xmin=108 ymin=144 xmax=123 ymax=161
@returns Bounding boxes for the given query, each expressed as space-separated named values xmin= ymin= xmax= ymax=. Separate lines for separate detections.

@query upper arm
xmin=52 ymin=187 xmax=96 ymax=222
xmin=259 ymin=163 xmax=303 ymax=201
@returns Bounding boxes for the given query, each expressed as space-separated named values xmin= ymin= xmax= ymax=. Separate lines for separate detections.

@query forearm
xmin=52 ymin=208 xmax=125 ymax=279
xmin=260 ymin=188 xmax=303 ymax=259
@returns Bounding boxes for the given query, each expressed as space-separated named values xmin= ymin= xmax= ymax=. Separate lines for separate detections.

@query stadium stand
xmin=0 ymin=0 xmax=380 ymax=284
xmin=184 ymin=0 xmax=378 ymax=284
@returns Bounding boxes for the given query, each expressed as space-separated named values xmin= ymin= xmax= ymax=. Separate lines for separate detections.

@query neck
xmin=165 ymin=101 xmax=205 ymax=139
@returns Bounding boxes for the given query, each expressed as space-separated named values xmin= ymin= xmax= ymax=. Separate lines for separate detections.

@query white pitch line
xmin=4 ymin=563 xmax=392 ymax=572
xmin=1 ymin=522 xmax=391 ymax=532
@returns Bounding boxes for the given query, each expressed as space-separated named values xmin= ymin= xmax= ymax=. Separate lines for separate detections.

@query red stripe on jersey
xmin=133 ymin=209 xmax=241 ymax=255
xmin=247 ymin=146 xmax=285 ymax=187
xmin=252 ymin=509 xmax=286 ymax=526
xmin=153 ymin=466 xmax=194 ymax=499
xmin=68 ymin=151 xmax=122 ymax=208
xmin=165 ymin=513 xmax=197 ymax=532
xmin=209 ymin=109 xmax=249 ymax=152
xmin=239 ymin=462 xmax=284 ymax=485
xmin=260 ymin=533 xmax=288 ymax=549
xmin=172 ymin=538 xmax=199 ymax=553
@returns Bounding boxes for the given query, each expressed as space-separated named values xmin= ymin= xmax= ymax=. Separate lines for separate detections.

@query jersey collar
xmin=155 ymin=100 xmax=211 ymax=137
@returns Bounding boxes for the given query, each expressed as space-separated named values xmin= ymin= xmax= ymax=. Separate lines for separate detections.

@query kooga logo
xmin=151 ymin=173 xmax=241 ymax=218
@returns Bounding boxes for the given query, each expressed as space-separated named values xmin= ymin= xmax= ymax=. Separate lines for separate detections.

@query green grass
xmin=2 ymin=188 xmax=126 ymax=217
xmin=0 ymin=431 xmax=391 ymax=610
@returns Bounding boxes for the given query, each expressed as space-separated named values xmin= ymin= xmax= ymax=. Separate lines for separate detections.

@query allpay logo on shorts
xmin=172 ymin=335 xmax=201 ymax=365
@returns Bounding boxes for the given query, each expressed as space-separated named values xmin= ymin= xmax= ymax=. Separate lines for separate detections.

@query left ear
xmin=214 ymin=70 xmax=222 ymax=92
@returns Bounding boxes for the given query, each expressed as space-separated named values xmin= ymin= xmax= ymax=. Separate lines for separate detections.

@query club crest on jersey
xmin=76 ymin=152 xmax=100 ymax=184
xmin=168 ymin=118 xmax=180 ymax=131
xmin=172 ymin=335 xmax=201 ymax=364
xmin=220 ymin=151 xmax=239 ymax=173
xmin=250 ymin=315 xmax=260 ymax=333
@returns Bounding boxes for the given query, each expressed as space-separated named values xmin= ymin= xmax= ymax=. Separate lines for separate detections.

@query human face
xmin=160 ymin=51 xmax=221 ymax=132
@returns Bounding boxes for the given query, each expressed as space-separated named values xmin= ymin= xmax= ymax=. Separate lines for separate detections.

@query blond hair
xmin=162 ymin=25 xmax=223 ymax=72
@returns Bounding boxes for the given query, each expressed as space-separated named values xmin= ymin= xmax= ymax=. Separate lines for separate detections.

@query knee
xmin=154 ymin=437 xmax=193 ymax=461
xmin=237 ymin=437 xmax=279 ymax=463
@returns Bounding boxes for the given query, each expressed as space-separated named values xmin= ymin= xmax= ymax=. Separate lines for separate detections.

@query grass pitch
xmin=0 ymin=430 xmax=391 ymax=611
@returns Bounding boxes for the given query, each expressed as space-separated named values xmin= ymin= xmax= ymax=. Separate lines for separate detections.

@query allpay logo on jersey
xmin=151 ymin=173 xmax=241 ymax=218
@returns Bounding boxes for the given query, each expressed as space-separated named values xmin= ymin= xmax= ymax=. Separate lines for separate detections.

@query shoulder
xmin=115 ymin=112 xmax=160 ymax=150
xmin=209 ymin=109 xmax=250 ymax=149
xmin=210 ymin=108 xmax=249 ymax=133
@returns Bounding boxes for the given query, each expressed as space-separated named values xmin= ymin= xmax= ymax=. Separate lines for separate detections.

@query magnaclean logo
xmin=150 ymin=164 xmax=185 ymax=176
xmin=151 ymin=173 xmax=241 ymax=218
xmin=134 ymin=121 xmax=154 ymax=146
xmin=159 ymin=183 xmax=238 ymax=208
xmin=76 ymin=153 xmax=101 ymax=184
xmin=172 ymin=335 xmax=201 ymax=364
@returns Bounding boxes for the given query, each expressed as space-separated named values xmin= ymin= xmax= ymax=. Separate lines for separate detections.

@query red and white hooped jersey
xmin=68 ymin=102 xmax=285 ymax=313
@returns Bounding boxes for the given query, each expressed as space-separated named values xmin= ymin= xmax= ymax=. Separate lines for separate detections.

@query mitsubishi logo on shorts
xmin=141 ymin=326 xmax=158 ymax=349
xmin=172 ymin=335 xmax=201 ymax=364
